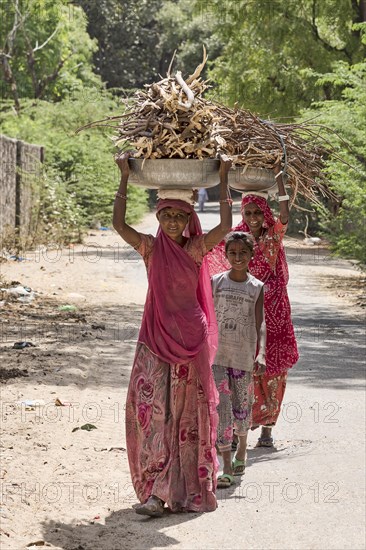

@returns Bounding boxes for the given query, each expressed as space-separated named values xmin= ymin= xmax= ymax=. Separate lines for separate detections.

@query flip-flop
xmin=217 ymin=474 xmax=234 ymax=488
xmin=255 ymin=436 xmax=274 ymax=448
xmin=232 ymin=456 xmax=246 ymax=476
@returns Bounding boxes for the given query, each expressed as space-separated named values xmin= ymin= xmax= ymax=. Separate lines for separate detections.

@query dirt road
xmin=0 ymin=203 xmax=365 ymax=550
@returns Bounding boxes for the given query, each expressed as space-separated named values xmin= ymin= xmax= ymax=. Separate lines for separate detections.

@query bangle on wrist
xmin=278 ymin=194 xmax=289 ymax=202
xmin=219 ymin=198 xmax=233 ymax=205
xmin=275 ymin=170 xmax=284 ymax=180
xmin=115 ymin=192 xmax=127 ymax=200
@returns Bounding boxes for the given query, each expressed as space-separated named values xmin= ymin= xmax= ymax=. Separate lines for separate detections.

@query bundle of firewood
xmin=211 ymin=107 xmax=335 ymax=204
xmin=77 ymin=49 xmax=340 ymax=205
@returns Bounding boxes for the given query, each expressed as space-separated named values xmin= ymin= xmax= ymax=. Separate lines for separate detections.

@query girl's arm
xmin=254 ymin=287 xmax=266 ymax=375
xmin=204 ymin=155 xmax=233 ymax=251
xmin=113 ymin=153 xmax=142 ymax=249
xmin=274 ymin=163 xmax=289 ymax=225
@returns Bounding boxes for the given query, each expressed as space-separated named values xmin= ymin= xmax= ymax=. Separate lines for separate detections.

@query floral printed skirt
xmin=125 ymin=343 xmax=218 ymax=513
xmin=212 ymin=365 xmax=254 ymax=452
xmin=251 ymin=371 xmax=288 ymax=428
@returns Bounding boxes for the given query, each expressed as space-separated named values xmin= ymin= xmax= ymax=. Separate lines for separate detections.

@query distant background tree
xmin=197 ymin=0 xmax=366 ymax=117
xmin=300 ymin=56 xmax=366 ymax=263
xmin=155 ymin=0 xmax=223 ymax=79
xmin=0 ymin=0 xmax=100 ymax=111
xmin=75 ymin=0 xmax=163 ymax=89
xmin=75 ymin=0 xmax=222 ymax=89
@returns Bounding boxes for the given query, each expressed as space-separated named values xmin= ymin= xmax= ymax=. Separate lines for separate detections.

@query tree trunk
xmin=0 ymin=55 xmax=21 ymax=113
xmin=359 ymin=0 xmax=366 ymax=22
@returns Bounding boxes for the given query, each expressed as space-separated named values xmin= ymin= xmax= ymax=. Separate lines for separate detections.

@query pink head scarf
xmin=138 ymin=199 xmax=218 ymax=366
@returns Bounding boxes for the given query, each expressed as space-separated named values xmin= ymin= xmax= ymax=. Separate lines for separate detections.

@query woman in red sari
xmin=208 ymin=165 xmax=298 ymax=447
xmin=113 ymin=153 xmax=232 ymax=516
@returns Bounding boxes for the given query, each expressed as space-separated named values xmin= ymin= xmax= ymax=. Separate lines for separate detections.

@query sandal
xmin=232 ymin=455 xmax=246 ymax=476
xmin=135 ymin=495 xmax=164 ymax=517
xmin=217 ymin=474 xmax=234 ymax=488
xmin=255 ymin=436 xmax=274 ymax=448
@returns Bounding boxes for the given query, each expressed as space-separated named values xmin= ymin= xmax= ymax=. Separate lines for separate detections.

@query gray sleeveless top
xmin=212 ymin=271 xmax=264 ymax=372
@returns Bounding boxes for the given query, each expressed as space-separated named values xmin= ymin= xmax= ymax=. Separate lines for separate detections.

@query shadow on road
xmin=42 ymin=506 xmax=203 ymax=550
xmin=291 ymin=307 xmax=364 ymax=390
xmin=0 ymin=301 xmax=144 ymax=390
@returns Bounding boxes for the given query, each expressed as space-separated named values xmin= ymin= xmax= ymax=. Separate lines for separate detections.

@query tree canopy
xmin=0 ymin=0 xmax=101 ymax=110
xmin=75 ymin=0 xmax=163 ymax=89
xmin=75 ymin=0 xmax=222 ymax=89
xmin=199 ymin=0 xmax=366 ymax=117
xmin=301 ymin=56 xmax=366 ymax=263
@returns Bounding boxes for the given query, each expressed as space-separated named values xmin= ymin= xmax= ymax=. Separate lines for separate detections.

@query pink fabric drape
xmin=138 ymin=199 xmax=218 ymax=387
xmin=127 ymin=199 xmax=220 ymax=510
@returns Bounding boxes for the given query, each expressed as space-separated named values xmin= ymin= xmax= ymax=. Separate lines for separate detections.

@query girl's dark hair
xmin=225 ymin=231 xmax=255 ymax=254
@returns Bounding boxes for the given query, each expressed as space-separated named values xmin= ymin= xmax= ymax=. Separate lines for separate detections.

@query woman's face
xmin=242 ymin=202 xmax=264 ymax=235
xmin=157 ymin=207 xmax=190 ymax=241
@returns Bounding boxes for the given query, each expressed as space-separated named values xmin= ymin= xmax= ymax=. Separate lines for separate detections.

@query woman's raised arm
xmin=274 ymin=163 xmax=289 ymax=225
xmin=204 ymin=155 xmax=233 ymax=251
xmin=113 ymin=153 xmax=142 ymax=249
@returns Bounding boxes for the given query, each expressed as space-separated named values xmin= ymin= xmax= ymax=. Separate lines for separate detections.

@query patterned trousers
xmin=212 ymin=365 xmax=254 ymax=452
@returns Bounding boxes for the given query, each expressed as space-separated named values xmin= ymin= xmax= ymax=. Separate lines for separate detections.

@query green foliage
xmin=155 ymin=0 xmax=223 ymax=79
xmin=1 ymin=0 xmax=364 ymax=263
xmin=0 ymin=0 xmax=100 ymax=102
xmin=197 ymin=0 xmax=366 ymax=117
xmin=300 ymin=57 xmax=366 ymax=264
xmin=0 ymin=92 xmax=148 ymax=234
xmin=76 ymin=0 xmax=163 ymax=88
xmin=75 ymin=0 xmax=222 ymax=89
xmin=31 ymin=165 xmax=85 ymax=244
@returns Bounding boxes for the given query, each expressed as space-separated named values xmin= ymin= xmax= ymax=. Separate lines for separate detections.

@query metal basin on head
xmin=228 ymin=166 xmax=278 ymax=195
xmin=128 ymin=158 xmax=220 ymax=189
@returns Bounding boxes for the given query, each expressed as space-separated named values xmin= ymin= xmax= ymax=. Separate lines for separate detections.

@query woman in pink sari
xmin=113 ymin=153 xmax=232 ymax=516
xmin=208 ymin=165 xmax=298 ymax=447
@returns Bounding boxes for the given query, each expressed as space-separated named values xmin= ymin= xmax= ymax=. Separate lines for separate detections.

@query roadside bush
xmin=300 ymin=60 xmax=366 ymax=265
xmin=0 ymin=91 xmax=148 ymax=242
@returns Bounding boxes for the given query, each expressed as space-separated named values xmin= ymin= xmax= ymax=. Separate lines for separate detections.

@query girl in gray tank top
xmin=211 ymin=232 xmax=266 ymax=488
